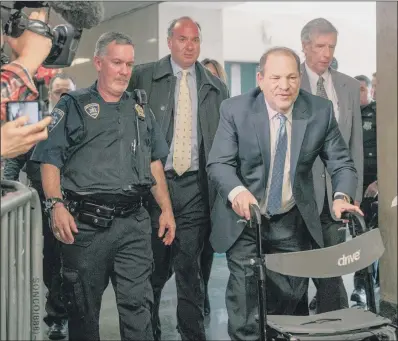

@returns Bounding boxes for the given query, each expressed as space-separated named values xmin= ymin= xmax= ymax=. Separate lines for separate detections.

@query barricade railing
xmin=0 ymin=180 xmax=43 ymax=340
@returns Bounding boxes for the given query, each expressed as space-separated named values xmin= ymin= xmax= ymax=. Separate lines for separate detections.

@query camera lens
xmin=43 ymin=25 xmax=68 ymax=64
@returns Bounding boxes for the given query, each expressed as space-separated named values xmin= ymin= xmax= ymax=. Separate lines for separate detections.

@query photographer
xmin=3 ymin=72 xmax=76 ymax=340
xmin=1 ymin=9 xmax=52 ymax=158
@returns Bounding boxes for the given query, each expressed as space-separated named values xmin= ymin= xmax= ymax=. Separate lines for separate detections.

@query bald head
xmin=167 ymin=17 xmax=201 ymax=69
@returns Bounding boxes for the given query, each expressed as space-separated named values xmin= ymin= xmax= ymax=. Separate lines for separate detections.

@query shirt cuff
xmin=334 ymin=192 xmax=350 ymax=201
xmin=228 ymin=186 xmax=247 ymax=203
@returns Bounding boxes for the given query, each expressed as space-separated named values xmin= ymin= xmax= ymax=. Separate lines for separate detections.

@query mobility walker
xmin=249 ymin=204 xmax=397 ymax=341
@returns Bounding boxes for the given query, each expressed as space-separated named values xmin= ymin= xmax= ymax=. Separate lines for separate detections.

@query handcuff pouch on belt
xmin=64 ymin=198 xmax=141 ymax=229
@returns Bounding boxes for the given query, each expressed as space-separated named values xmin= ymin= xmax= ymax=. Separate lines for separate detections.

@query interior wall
xmin=222 ymin=2 xmax=376 ymax=78
xmin=64 ymin=3 xmax=159 ymax=88
xmin=376 ymin=1 xmax=397 ymax=322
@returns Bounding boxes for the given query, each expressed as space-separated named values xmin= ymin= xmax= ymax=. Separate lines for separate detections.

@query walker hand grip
xmin=249 ymin=204 xmax=262 ymax=227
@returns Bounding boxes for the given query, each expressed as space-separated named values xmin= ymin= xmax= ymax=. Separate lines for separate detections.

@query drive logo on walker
xmin=337 ymin=250 xmax=361 ymax=266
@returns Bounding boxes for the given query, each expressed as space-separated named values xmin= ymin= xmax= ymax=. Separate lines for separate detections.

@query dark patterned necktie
xmin=316 ymin=76 xmax=328 ymax=99
xmin=266 ymin=113 xmax=288 ymax=216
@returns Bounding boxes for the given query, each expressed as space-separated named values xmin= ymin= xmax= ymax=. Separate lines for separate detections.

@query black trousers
xmin=34 ymin=189 xmax=67 ymax=325
xmin=60 ymin=207 xmax=153 ymax=341
xmin=149 ymin=171 xmax=209 ymax=341
xmin=42 ymin=206 xmax=67 ymax=324
xmin=354 ymin=179 xmax=379 ymax=290
xmin=226 ymin=206 xmax=312 ymax=341
xmin=201 ymin=227 xmax=214 ymax=294
xmin=312 ymin=193 xmax=349 ymax=313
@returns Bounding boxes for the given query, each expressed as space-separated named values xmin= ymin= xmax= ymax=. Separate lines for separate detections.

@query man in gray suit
xmin=300 ymin=18 xmax=363 ymax=313
xmin=207 ymin=47 xmax=363 ymax=341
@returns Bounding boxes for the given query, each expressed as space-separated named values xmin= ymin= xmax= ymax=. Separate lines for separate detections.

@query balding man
xmin=206 ymin=47 xmax=361 ymax=341
xmin=129 ymin=16 xmax=229 ymax=341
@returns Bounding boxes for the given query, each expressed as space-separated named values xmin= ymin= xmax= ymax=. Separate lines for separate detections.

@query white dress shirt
xmin=228 ymin=100 xmax=295 ymax=215
xmin=305 ymin=62 xmax=340 ymax=122
xmin=228 ymin=93 xmax=350 ymax=208
xmin=305 ymin=62 xmax=349 ymax=202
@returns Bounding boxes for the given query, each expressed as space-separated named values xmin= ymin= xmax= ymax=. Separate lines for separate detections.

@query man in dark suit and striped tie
xmin=207 ymin=46 xmax=363 ymax=341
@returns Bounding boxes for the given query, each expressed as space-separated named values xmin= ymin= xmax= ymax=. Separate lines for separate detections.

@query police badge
xmin=48 ymin=108 xmax=65 ymax=132
xmin=84 ymin=103 xmax=100 ymax=119
xmin=363 ymin=121 xmax=372 ymax=131
xmin=135 ymin=104 xmax=145 ymax=118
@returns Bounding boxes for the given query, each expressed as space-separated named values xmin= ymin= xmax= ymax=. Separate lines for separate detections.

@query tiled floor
xmin=94 ymin=254 xmax=361 ymax=341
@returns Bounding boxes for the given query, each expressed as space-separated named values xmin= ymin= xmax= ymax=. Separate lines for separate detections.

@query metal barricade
xmin=0 ymin=180 xmax=43 ymax=340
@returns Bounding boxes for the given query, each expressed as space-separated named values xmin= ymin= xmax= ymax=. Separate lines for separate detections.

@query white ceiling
xmin=160 ymin=2 xmax=244 ymax=10
xmin=100 ymin=1 xmax=246 ymax=21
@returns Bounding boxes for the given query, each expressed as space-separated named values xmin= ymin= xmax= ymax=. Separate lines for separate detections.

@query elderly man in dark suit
xmin=128 ymin=16 xmax=229 ymax=341
xmin=300 ymin=18 xmax=363 ymax=313
xmin=207 ymin=46 xmax=362 ymax=341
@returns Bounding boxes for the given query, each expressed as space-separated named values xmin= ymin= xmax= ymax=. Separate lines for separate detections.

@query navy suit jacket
xmin=207 ymin=87 xmax=357 ymax=253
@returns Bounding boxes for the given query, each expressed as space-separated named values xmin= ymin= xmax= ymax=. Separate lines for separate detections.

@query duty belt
xmin=64 ymin=194 xmax=143 ymax=228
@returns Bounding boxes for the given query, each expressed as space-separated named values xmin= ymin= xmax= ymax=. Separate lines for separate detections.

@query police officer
xmin=355 ymin=75 xmax=377 ymax=197
xmin=31 ymin=32 xmax=176 ymax=341
xmin=351 ymin=74 xmax=378 ymax=306
xmin=3 ymin=73 xmax=75 ymax=340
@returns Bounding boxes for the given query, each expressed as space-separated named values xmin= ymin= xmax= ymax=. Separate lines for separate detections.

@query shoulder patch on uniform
xmin=135 ymin=103 xmax=145 ymax=118
xmin=48 ymin=108 xmax=65 ymax=132
xmin=84 ymin=103 xmax=100 ymax=119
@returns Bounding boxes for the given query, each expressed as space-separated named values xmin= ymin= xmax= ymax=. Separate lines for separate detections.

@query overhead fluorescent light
xmin=71 ymin=58 xmax=91 ymax=66
xmin=147 ymin=38 xmax=157 ymax=43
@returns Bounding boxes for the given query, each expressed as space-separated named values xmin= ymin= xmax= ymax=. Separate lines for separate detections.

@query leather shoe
xmin=48 ymin=320 xmax=68 ymax=340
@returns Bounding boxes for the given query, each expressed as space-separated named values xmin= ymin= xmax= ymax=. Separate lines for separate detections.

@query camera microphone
xmin=49 ymin=1 xmax=105 ymax=29
xmin=3 ymin=1 xmax=105 ymax=68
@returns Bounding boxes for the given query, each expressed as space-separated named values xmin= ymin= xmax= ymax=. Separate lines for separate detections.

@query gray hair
xmin=167 ymin=16 xmax=202 ymax=38
xmin=301 ymin=18 xmax=338 ymax=44
xmin=258 ymin=47 xmax=301 ymax=74
xmin=94 ymin=31 xmax=134 ymax=57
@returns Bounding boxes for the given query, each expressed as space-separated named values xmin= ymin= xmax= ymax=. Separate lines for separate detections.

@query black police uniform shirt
xmin=31 ymin=82 xmax=169 ymax=195
xmin=361 ymin=101 xmax=377 ymax=185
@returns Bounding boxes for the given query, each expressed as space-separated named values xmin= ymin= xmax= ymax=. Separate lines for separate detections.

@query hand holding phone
xmin=6 ymin=101 xmax=41 ymax=124
xmin=1 ymin=115 xmax=52 ymax=158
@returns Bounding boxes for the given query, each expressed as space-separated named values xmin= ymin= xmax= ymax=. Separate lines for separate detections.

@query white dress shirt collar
xmin=264 ymin=98 xmax=293 ymax=123
xmin=305 ymin=62 xmax=331 ymax=94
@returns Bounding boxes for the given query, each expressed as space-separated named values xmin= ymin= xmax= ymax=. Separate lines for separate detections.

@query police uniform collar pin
xmin=135 ymin=104 xmax=145 ymax=118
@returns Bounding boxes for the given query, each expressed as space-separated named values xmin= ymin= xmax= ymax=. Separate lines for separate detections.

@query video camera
xmin=1 ymin=1 xmax=81 ymax=68
xmin=1 ymin=1 xmax=104 ymax=68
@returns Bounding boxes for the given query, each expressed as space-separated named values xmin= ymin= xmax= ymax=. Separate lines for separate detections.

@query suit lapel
xmin=330 ymin=69 xmax=348 ymax=124
xmin=300 ymin=63 xmax=312 ymax=93
xmin=152 ymin=55 xmax=176 ymax=136
xmin=290 ymin=93 xmax=309 ymax=186
xmin=252 ymin=91 xmax=271 ymax=185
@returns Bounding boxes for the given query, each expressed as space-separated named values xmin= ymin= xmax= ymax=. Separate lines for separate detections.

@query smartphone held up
xmin=6 ymin=101 xmax=41 ymax=125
